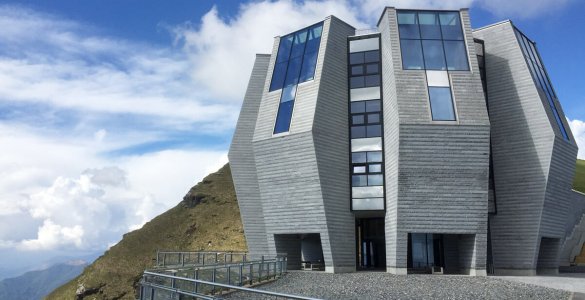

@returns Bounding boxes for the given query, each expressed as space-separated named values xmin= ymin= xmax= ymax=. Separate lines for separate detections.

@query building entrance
xmin=356 ymin=218 xmax=386 ymax=270
xmin=407 ymin=233 xmax=444 ymax=273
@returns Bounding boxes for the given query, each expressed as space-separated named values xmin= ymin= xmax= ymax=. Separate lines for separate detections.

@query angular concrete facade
xmin=229 ymin=8 xmax=582 ymax=276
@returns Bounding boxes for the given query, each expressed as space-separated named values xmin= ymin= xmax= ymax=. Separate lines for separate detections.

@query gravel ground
xmin=222 ymin=271 xmax=571 ymax=300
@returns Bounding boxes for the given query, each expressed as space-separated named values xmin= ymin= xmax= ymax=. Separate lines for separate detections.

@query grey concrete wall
xmin=473 ymin=21 xmax=578 ymax=274
xmin=379 ymin=8 xmax=490 ymax=274
xmin=228 ymin=54 xmax=271 ymax=256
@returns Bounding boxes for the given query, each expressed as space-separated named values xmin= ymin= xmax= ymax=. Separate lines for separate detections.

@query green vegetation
xmin=46 ymin=164 xmax=246 ymax=300
xmin=573 ymin=159 xmax=585 ymax=194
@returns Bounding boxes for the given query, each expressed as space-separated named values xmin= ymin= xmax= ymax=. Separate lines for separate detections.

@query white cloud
xmin=569 ymin=119 xmax=585 ymax=159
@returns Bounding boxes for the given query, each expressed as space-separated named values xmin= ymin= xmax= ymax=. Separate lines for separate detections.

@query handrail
xmin=143 ymin=271 xmax=322 ymax=300
xmin=140 ymin=281 xmax=215 ymax=300
xmin=153 ymin=257 xmax=286 ymax=272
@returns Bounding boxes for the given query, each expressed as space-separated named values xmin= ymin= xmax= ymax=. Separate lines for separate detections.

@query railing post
xmin=224 ymin=253 xmax=227 ymax=265
xmin=243 ymin=253 xmax=247 ymax=262
xmin=181 ymin=253 xmax=185 ymax=267
xmin=202 ymin=253 xmax=206 ymax=266
xmin=259 ymin=256 xmax=263 ymax=280
xmin=156 ymin=250 xmax=159 ymax=266
xmin=239 ymin=264 xmax=243 ymax=286
xmin=215 ymin=252 xmax=219 ymax=264
xmin=171 ymin=271 xmax=176 ymax=288
xmin=249 ymin=264 xmax=253 ymax=285
xmin=194 ymin=269 xmax=199 ymax=294
xmin=212 ymin=268 xmax=216 ymax=295
xmin=150 ymin=287 xmax=155 ymax=300
xmin=163 ymin=253 xmax=166 ymax=267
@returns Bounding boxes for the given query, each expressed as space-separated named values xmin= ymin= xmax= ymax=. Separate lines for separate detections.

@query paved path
xmin=494 ymin=273 xmax=585 ymax=297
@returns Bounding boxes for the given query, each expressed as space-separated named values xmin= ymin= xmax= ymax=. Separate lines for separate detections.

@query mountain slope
xmin=0 ymin=262 xmax=86 ymax=300
xmin=573 ymin=159 xmax=585 ymax=194
xmin=46 ymin=164 xmax=246 ymax=300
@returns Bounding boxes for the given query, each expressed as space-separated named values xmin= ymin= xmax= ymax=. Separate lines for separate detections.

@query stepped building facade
xmin=228 ymin=7 xmax=584 ymax=275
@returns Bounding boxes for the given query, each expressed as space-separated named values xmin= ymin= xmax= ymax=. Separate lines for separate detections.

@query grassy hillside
xmin=46 ymin=164 xmax=246 ymax=300
xmin=573 ymin=159 xmax=585 ymax=194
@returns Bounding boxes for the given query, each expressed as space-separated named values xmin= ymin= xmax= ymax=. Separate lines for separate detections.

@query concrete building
xmin=228 ymin=7 xmax=584 ymax=276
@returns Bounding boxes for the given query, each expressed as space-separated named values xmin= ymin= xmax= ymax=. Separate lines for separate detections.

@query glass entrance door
xmin=356 ymin=218 xmax=386 ymax=269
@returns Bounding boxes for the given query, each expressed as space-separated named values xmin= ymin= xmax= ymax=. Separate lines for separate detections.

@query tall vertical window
xmin=397 ymin=10 xmax=469 ymax=71
xmin=514 ymin=28 xmax=569 ymax=141
xmin=271 ymin=23 xmax=323 ymax=134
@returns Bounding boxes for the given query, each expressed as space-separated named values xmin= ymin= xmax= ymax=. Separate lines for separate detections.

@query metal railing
xmin=141 ymin=252 xmax=313 ymax=300
xmin=140 ymin=271 xmax=320 ymax=300
xmin=155 ymin=251 xmax=249 ymax=268
xmin=354 ymin=28 xmax=379 ymax=36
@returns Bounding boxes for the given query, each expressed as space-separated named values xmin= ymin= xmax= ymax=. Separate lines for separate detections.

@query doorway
xmin=407 ymin=233 xmax=444 ymax=273
xmin=356 ymin=218 xmax=386 ymax=270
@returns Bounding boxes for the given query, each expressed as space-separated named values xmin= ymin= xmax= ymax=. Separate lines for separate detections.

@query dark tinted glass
xmin=299 ymin=50 xmax=318 ymax=82
xmin=290 ymin=29 xmax=308 ymax=58
xmin=429 ymin=87 xmax=456 ymax=121
xmin=400 ymin=39 xmax=424 ymax=70
xmin=352 ymin=115 xmax=365 ymax=125
xmin=369 ymin=164 xmax=382 ymax=173
xmin=351 ymin=65 xmax=364 ymax=76
xmin=368 ymin=175 xmax=384 ymax=186
xmin=284 ymin=56 xmax=302 ymax=86
xmin=276 ymin=35 xmax=294 ymax=63
xmin=304 ymin=25 xmax=322 ymax=54
xmin=350 ymin=76 xmax=365 ymax=88
xmin=351 ymin=101 xmax=365 ymax=113
xmin=352 ymin=175 xmax=368 ymax=187
xmin=365 ymin=75 xmax=380 ymax=87
xmin=367 ymin=125 xmax=381 ymax=137
xmin=439 ymin=12 xmax=463 ymax=40
xmin=365 ymin=100 xmax=381 ymax=112
xmin=397 ymin=11 xmax=420 ymax=39
xmin=422 ymin=40 xmax=446 ymax=70
xmin=367 ymin=151 xmax=382 ymax=162
xmin=350 ymin=52 xmax=364 ymax=64
xmin=418 ymin=12 xmax=441 ymax=39
xmin=366 ymin=63 xmax=379 ymax=74
xmin=367 ymin=113 xmax=380 ymax=124
xmin=364 ymin=50 xmax=380 ymax=63
xmin=444 ymin=41 xmax=469 ymax=70
xmin=270 ymin=62 xmax=287 ymax=91
xmin=352 ymin=152 xmax=367 ymax=163
xmin=351 ymin=126 xmax=366 ymax=138
xmin=274 ymin=100 xmax=295 ymax=133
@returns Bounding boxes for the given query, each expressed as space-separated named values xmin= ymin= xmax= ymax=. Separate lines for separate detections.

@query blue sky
xmin=0 ymin=0 xmax=583 ymax=276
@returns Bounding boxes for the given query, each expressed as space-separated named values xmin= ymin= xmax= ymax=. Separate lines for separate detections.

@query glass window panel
xmin=351 ymin=126 xmax=367 ymax=138
xmin=352 ymin=152 xmax=367 ymax=163
xmin=276 ymin=35 xmax=294 ymax=63
xmin=369 ymin=164 xmax=382 ymax=173
xmin=367 ymin=113 xmax=380 ymax=124
xmin=418 ymin=12 xmax=441 ymax=39
xmin=367 ymin=125 xmax=381 ymax=137
xmin=367 ymin=151 xmax=382 ymax=162
xmin=298 ymin=50 xmax=318 ymax=82
xmin=352 ymin=115 xmax=365 ymax=125
xmin=397 ymin=11 xmax=420 ymax=39
xmin=304 ymin=25 xmax=322 ymax=54
xmin=429 ymin=87 xmax=456 ymax=121
xmin=368 ymin=175 xmax=384 ymax=186
xmin=269 ymin=61 xmax=287 ymax=91
xmin=364 ymin=50 xmax=380 ymax=63
xmin=284 ymin=56 xmax=302 ymax=86
xmin=400 ymin=39 xmax=424 ymax=70
xmin=364 ymin=75 xmax=380 ymax=87
xmin=422 ymin=40 xmax=446 ymax=70
xmin=439 ymin=12 xmax=463 ymax=40
xmin=365 ymin=100 xmax=381 ymax=112
xmin=350 ymin=87 xmax=380 ymax=101
xmin=351 ymin=76 xmax=365 ymax=88
xmin=351 ymin=137 xmax=382 ymax=152
xmin=366 ymin=63 xmax=379 ymax=74
xmin=290 ymin=29 xmax=308 ymax=58
xmin=351 ymin=101 xmax=365 ymax=113
xmin=352 ymin=198 xmax=384 ymax=211
xmin=444 ymin=41 xmax=469 ymax=71
xmin=350 ymin=52 xmax=364 ymax=64
xmin=353 ymin=166 xmax=366 ymax=174
xmin=352 ymin=186 xmax=383 ymax=198
xmin=351 ymin=65 xmax=364 ymax=76
xmin=352 ymin=175 xmax=368 ymax=187
xmin=281 ymin=85 xmax=296 ymax=103
xmin=350 ymin=37 xmax=379 ymax=53
xmin=274 ymin=100 xmax=295 ymax=134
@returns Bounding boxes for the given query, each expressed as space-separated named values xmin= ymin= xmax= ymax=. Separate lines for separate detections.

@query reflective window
xmin=397 ymin=10 xmax=468 ymax=71
xmin=272 ymin=22 xmax=323 ymax=134
xmin=367 ymin=151 xmax=383 ymax=162
xmin=351 ymin=126 xmax=367 ymax=138
xmin=352 ymin=152 xmax=367 ymax=163
xmin=514 ymin=28 xmax=569 ymax=141
xmin=351 ymin=102 xmax=366 ymax=113
xmin=428 ymin=87 xmax=456 ymax=121
xmin=368 ymin=175 xmax=384 ymax=186
xmin=365 ymin=100 xmax=381 ymax=112
xmin=352 ymin=175 xmax=368 ymax=187
xmin=351 ymin=151 xmax=384 ymax=187
xmin=349 ymin=45 xmax=381 ymax=90
xmin=352 ymin=115 xmax=365 ymax=125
